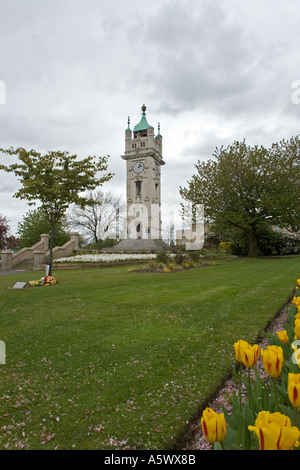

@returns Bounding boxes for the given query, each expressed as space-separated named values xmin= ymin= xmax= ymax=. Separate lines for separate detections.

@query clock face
xmin=133 ymin=161 xmax=144 ymax=174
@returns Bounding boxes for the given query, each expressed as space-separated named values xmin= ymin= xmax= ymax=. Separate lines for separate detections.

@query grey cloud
xmin=135 ymin=1 xmax=254 ymax=112
xmin=128 ymin=0 xmax=299 ymax=125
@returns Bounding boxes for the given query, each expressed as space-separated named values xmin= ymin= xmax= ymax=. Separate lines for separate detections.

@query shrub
xmin=203 ymin=233 xmax=220 ymax=252
xmin=173 ymin=247 xmax=186 ymax=264
xmin=156 ymin=251 xmax=170 ymax=264
xmin=277 ymin=232 xmax=300 ymax=255
xmin=187 ymin=250 xmax=202 ymax=263
xmin=148 ymin=260 xmax=158 ymax=271
xmin=219 ymin=242 xmax=234 ymax=254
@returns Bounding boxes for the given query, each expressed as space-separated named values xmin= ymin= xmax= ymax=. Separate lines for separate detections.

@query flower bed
xmin=131 ymin=259 xmax=215 ymax=273
xmin=53 ymin=253 xmax=157 ymax=264
xmin=199 ymin=278 xmax=300 ymax=450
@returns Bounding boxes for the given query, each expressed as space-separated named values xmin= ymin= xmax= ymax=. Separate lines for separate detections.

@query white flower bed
xmin=54 ymin=253 xmax=157 ymax=264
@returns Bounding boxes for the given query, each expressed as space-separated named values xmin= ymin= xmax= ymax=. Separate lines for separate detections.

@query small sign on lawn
xmin=13 ymin=281 xmax=29 ymax=289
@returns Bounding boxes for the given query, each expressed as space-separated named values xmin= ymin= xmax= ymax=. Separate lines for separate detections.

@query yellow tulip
xmin=201 ymin=407 xmax=227 ymax=444
xmin=261 ymin=345 xmax=284 ymax=378
xmin=295 ymin=319 xmax=300 ymax=340
xmin=288 ymin=373 xmax=300 ymax=408
xmin=242 ymin=343 xmax=260 ymax=369
xmin=234 ymin=340 xmax=248 ymax=363
xmin=234 ymin=340 xmax=259 ymax=368
xmin=277 ymin=330 xmax=289 ymax=344
xmin=297 ymin=279 xmax=300 ymax=287
xmin=249 ymin=411 xmax=300 ymax=450
xmin=293 ymin=297 xmax=300 ymax=306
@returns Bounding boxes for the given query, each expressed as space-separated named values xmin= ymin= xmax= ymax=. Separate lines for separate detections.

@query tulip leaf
xmin=285 ymin=360 xmax=300 ymax=374
xmin=260 ymin=384 xmax=272 ymax=411
xmin=242 ymin=401 xmax=255 ymax=427
xmin=253 ymin=369 xmax=263 ymax=397
xmin=230 ymin=444 xmax=243 ymax=450
xmin=278 ymin=404 xmax=297 ymax=425
xmin=221 ymin=425 xmax=240 ymax=450
xmin=248 ymin=386 xmax=263 ymax=413
xmin=223 ymin=408 xmax=241 ymax=430
xmin=276 ymin=383 xmax=289 ymax=403
xmin=222 ymin=393 xmax=242 ymax=430
xmin=213 ymin=442 xmax=223 ymax=450
xmin=236 ymin=414 xmax=252 ymax=450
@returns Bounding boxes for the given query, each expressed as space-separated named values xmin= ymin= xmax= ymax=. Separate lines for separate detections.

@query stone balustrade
xmin=0 ymin=233 xmax=80 ymax=271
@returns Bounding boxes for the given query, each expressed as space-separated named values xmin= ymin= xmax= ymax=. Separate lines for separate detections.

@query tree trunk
xmin=48 ymin=221 xmax=56 ymax=276
xmin=247 ymin=228 xmax=258 ymax=258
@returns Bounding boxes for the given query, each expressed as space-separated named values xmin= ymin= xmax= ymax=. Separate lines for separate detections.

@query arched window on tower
xmin=136 ymin=181 xmax=142 ymax=200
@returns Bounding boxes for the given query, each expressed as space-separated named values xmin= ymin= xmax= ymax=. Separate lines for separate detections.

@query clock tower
xmin=121 ymin=104 xmax=166 ymax=243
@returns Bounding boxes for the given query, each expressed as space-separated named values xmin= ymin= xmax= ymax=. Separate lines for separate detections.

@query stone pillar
xmin=34 ymin=251 xmax=46 ymax=271
xmin=1 ymin=251 xmax=13 ymax=271
xmin=70 ymin=233 xmax=79 ymax=251
xmin=40 ymin=234 xmax=50 ymax=251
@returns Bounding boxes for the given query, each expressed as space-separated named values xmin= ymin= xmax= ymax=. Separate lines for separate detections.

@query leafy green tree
xmin=180 ymin=138 xmax=300 ymax=257
xmin=17 ymin=207 xmax=70 ymax=249
xmin=0 ymin=147 xmax=113 ymax=273
xmin=267 ymin=136 xmax=300 ymax=233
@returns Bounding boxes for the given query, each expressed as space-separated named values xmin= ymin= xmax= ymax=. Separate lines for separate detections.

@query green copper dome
xmin=133 ymin=104 xmax=152 ymax=132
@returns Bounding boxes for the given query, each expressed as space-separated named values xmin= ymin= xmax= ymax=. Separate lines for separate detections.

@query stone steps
xmin=103 ymin=238 xmax=170 ymax=253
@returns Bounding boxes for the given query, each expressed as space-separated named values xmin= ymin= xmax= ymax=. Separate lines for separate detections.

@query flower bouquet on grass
xmin=44 ymin=276 xmax=56 ymax=286
xmin=28 ymin=279 xmax=44 ymax=287
xmin=29 ymin=276 xmax=57 ymax=287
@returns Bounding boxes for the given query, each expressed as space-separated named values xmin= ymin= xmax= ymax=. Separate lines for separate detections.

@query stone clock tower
xmin=115 ymin=104 xmax=169 ymax=251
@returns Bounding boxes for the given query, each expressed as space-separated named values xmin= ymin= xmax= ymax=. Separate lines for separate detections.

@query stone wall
xmin=1 ymin=233 xmax=80 ymax=271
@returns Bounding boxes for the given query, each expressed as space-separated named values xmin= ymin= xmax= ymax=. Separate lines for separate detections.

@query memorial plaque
xmin=0 ymin=341 xmax=6 ymax=364
xmin=13 ymin=281 xmax=29 ymax=289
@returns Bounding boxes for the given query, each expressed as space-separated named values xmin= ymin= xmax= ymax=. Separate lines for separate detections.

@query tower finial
xmin=141 ymin=104 xmax=147 ymax=115
xmin=157 ymin=122 xmax=161 ymax=136
xmin=126 ymin=116 xmax=131 ymax=131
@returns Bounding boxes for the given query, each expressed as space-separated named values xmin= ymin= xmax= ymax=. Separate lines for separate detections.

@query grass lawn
xmin=0 ymin=256 xmax=299 ymax=450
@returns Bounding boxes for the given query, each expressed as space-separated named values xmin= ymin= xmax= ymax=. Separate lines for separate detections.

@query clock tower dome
xmin=121 ymin=104 xmax=165 ymax=242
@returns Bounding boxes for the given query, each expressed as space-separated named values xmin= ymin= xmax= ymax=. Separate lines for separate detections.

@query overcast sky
xmin=1 ymin=0 xmax=300 ymax=236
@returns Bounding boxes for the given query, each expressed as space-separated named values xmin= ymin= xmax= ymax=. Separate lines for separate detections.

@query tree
xmin=17 ymin=207 xmax=70 ymax=249
xmin=267 ymin=136 xmax=300 ymax=233
xmin=68 ymin=189 xmax=125 ymax=244
xmin=0 ymin=214 xmax=19 ymax=250
xmin=0 ymin=147 xmax=113 ymax=273
xmin=179 ymin=138 xmax=300 ymax=257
